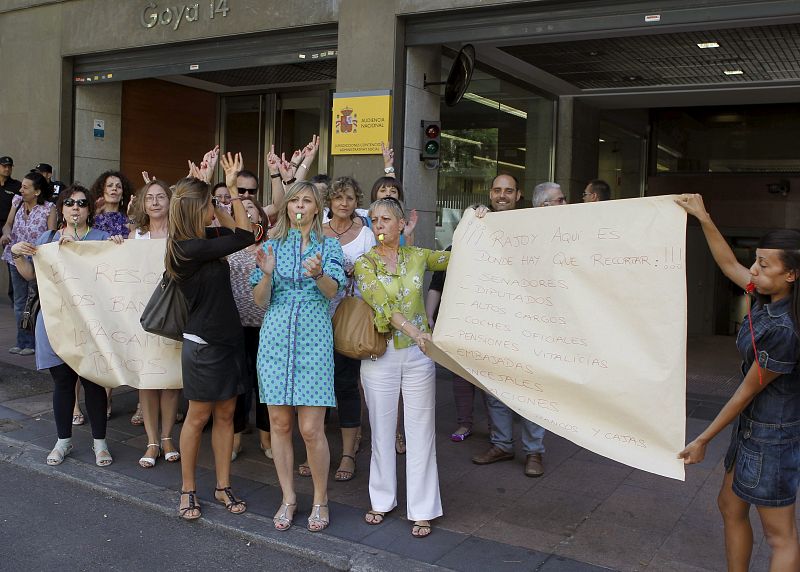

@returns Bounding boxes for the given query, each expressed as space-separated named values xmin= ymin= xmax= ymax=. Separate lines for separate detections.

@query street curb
xmin=0 ymin=434 xmax=449 ymax=572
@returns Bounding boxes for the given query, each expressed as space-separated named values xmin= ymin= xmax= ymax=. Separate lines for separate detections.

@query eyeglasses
xmin=237 ymin=188 xmax=257 ymax=195
xmin=542 ymin=197 xmax=567 ymax=206
xmin=145 ymin=194 xmax=168 ymax=203
xmin=64 ymin=198 xmax=89 ymax=207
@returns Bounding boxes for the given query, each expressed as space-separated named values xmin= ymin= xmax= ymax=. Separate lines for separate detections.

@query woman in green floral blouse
xmin=354 ymin=197 xmax=449 ymax=539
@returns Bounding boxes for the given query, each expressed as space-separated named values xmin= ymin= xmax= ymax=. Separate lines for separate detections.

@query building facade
xmin=2 ymin=0 xmax=799 ymax=334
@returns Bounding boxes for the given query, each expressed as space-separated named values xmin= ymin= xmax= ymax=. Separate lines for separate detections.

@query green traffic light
xmin=425 ymin=141 xmax=439 ymax=155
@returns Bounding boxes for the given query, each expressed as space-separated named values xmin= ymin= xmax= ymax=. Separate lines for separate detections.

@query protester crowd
xmin=2 ymin=140 xmax=800 ymax=568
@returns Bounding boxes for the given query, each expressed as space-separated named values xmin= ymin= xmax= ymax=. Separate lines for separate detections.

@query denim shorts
xmin=724 ymin=414 xmax=800 ymax=507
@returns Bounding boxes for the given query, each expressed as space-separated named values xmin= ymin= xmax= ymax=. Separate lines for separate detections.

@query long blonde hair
xmin=164 ymin=177 xmax=210 ymax=280
xmin=271 ymin=181 xmax=325 ymax=242
xmin=132 ymin=179 xmax=172 ymax=234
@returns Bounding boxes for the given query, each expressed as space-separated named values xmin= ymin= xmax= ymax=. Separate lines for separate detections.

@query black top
xmin=0 ymin=177 xmax=21 ymax=232
xmin=176 ymin=227 xmax=255 ymax=346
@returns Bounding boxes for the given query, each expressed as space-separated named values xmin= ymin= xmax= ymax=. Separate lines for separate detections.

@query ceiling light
xmin=441 ymin=133 xmax=482 ymax=147
xmin=598 ymin=138 xmax=605 ymax=143
xmin=696 ymin=42 xmax=719 ymax=49
xmin=462 ymin=93 xmax=527 ymax=119
xmin=472 ymin=156 xmax=525 ymax=170
xmin=723 ymin=70 xmax=744 ymax=75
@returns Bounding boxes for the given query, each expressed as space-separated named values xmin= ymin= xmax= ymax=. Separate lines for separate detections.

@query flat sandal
xmin=179 ymin=490 xmax=201 ymax=521
xmin=214 ymin=487 xmax=246 ymax=514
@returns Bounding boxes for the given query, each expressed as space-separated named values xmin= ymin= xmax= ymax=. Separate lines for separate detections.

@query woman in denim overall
xmin=678 ymin=194 xmax=800 ymax=570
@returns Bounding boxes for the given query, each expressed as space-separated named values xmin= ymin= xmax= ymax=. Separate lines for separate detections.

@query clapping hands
xmin=255 ymin=244 xmax=276 ymax=275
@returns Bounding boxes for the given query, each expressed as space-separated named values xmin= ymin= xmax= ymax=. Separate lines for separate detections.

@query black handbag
xmin=140 ymin=272 xmax=188 ymax=341
xmin=18 ymin=230 xmax=56 ymax=333
xmin=19 ymin=282 xmax=39 ymax=333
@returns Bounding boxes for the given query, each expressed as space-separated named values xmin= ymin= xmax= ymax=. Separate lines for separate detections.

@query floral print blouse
xmin=1 ymin=195 xmax=54 ymax=263
xmin=93 ymin=211 xmax=130 ymax=238
xmin=354 ymin=246 xmax=449 ymax=350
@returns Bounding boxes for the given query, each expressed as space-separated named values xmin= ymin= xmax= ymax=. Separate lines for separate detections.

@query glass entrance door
xmin=220 ymin=90 xmax=329 ymax=204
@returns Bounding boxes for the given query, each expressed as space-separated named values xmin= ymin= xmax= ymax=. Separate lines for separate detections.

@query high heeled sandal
xmin=214 ymin=487 xmax=246 ymax=514
xmin=130 ymin=404 xmax=144 ymax=426
xmin=46 ymin=443 xmax=73 ymax=466
xmin=411 ymin=521 xmax=432 ymax=538
xmin=161 ymin=437 xmax=180 ymax=462
xmin=138 ymin=443 xmax=160 ymax=468
xmin=179 ymin=490 xmax=201 ymax=521
xmin=395 ymin=432 xmax=406 ymax=455
xmin=273 ymin=502 xmax=296 ymax=531
xmin=307 ymin=504 xmax=329 ymax=532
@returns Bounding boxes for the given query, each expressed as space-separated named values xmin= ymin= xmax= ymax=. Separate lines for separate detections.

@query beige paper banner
xmin=34 ymin=239 xmax=183 ymax=389
xmin=431 ymin=196 xmax=687 ymax=480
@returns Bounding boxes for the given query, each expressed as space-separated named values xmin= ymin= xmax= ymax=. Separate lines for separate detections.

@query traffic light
xmin=420 ymin=120 xmax=441 ymax=160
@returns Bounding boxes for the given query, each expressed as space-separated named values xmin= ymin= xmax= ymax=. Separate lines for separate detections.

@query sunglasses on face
xmin=64 ymin=198 xmax=89 ymax=207
xmin=237 ymin=188 xmax=257 ymax=195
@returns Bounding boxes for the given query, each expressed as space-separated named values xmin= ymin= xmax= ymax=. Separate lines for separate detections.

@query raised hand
xmin=187 ymin=160 xmax=203 ymax=180
xmin=675 ymin=194 xmax=710 ymax=222
xmin=381 ymin=141 xmax=394 ymax=169
xmin=290 ymin=149 xmax=303 ymax=170
xmin=303 ymin=135 xmax=320 ymax=160
xmin=255 ymin=244 xmax=276 ymax=275
xmin=277 ymin=153 xmax=293 ymax=181
xmin=302 ymin=252 xmax=323 ymax=278
xmin=266 ymin=144 xmax=280 ymax=175
xmin=220 ymin=152 xmax=243 ymax=193
xmin=404 ymin=209 xmax=418 ymax=236
xmin=202 ymin=145 xmax=220 ymax=175
xmin=142 ymin=171 xmax=153 ymax=185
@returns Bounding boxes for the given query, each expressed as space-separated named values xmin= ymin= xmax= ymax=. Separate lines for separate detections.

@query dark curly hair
xmin=90 ymin=170 xmax=134 ymax=212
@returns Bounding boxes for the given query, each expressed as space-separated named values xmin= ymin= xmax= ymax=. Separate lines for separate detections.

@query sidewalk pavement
xmin=0 ymin=302 xmax=788 ymax=571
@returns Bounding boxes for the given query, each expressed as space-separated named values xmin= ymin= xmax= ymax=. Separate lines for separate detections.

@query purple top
xmin=93 ymin=211 xmax=130 ymax=238
xmin=2 ymin=195 xmax=54 ymax=263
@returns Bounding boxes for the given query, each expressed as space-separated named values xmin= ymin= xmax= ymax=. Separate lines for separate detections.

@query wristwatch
xmin=384 ymin=167 xmax=395 ymax=174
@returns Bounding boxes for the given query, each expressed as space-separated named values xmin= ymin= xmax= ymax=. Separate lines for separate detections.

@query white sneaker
xmin=8 ymin=347 xmax=21 ymax=354
xmin=18 ymin=348 xmax=35 ymax=356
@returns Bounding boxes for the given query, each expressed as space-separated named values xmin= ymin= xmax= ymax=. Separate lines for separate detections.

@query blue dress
xmin=251 ymin=229 xmax=345 ymax=406
xmin=724 ymin=296 xmax=800 ymax=507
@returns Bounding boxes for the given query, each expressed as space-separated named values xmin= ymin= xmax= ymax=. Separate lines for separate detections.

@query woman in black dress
xmin=165 ymin=152 xmax=254 ymax=520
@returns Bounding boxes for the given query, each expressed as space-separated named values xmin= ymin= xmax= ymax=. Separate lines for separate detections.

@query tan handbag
xmin=332 ymin=277 xmax=389 ymax=361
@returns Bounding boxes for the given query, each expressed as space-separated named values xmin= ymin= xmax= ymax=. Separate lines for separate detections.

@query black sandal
xmin=179 ymin=490 xmax=201 ymax=521
xmin=334 ymin=454 xmax=356 ymax=482
xmin=214 ymin=487 xmax=247 ymax=514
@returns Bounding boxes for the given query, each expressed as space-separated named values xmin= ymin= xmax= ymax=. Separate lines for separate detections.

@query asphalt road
xmin=0 ymin=461 xmax=332 ymax=572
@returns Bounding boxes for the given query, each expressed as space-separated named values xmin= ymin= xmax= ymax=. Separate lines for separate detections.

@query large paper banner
xmin=34 ymin=240 xmax=183 ymax=389
xmin=430 ymin=196 xmax=687 ymax=479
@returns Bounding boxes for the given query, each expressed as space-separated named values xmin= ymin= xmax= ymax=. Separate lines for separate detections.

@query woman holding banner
xmin=128 ymin=180 xmax=182 ymax=468
xmin=165 ymin=153 xmax=254 ymax=521
xmin=678 ymin=194 xmax=800 ymax=570
xmin=10 ymin=185 xmax=124 ymax=467
xmin=354 ymin=197 xmax=449 ymax=538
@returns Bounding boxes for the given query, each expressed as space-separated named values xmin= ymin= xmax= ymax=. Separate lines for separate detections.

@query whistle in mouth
xmin=746 ymin=282 xmax=756 ymax=294
xmin=296 ymin=213 xmax=302 ymax=221
xmin=378 ymin=233 xmax=385 ymax=242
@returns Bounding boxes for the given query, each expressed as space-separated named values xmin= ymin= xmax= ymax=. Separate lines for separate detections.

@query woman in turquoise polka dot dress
xmin=251 ymin=181 xmax=345 ymax=533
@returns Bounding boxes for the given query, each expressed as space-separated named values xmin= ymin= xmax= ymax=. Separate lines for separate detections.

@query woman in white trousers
xmin=354 ymin=197 xmax=449 ymax=538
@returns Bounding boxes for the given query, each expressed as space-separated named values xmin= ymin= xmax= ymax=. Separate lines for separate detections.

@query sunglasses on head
xmin=64 ymin=198 xmax=89 ymax=207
